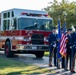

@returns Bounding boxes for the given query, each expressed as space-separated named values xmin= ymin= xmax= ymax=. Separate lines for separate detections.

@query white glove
xmin=70 ymin=46 xmax=72 ymax=49
xmin=53 ymin=43 xmax=56 ymax=48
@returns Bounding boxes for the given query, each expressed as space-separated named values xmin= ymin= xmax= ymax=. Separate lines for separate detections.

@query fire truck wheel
xmin=5 ymin=41 xmax=14 ymax=57
xmin=35 ymin=51 xmax=44 ymax=58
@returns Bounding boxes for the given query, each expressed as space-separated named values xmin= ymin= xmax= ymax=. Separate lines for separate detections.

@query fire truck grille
xmin=31 ymin=34 xmax=44 ymax=44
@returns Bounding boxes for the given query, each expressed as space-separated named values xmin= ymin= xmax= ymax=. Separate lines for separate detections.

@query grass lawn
xmin=0 ymin=57 xmax=54 ymax=75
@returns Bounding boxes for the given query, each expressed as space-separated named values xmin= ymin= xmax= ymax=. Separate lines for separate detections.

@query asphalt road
xmin=0 ymin=51 xmax=76 ymax=75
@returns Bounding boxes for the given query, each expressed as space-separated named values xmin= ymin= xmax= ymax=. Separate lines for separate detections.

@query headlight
xmin=16 ymin=45 xmax=24 ymax=50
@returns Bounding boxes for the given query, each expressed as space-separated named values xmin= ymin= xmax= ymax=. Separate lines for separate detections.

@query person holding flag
xmin=57 ymin=17 xmax=68 ymax=69
xmin=57 ymin=18 xmax=62 ymax=69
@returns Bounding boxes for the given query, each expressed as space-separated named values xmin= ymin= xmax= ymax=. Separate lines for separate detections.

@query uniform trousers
xmin=66 ymin=45 xmax=72 ymax=70
xmin=49 ymin=45 xmax=57 ymax=66
xmin=71 ymin=46 xmax=76 ymax=69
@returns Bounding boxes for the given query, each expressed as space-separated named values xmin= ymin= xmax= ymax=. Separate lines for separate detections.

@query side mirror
xmin=11 ymin=19 xmax=14 ymax=26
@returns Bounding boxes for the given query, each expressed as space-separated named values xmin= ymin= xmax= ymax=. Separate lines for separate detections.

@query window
xmin=13 ymin=18 xmax=17 ymax=29
xmin=18 ymin=18 xmax=36 ymax=30
xmin=3 ymin=12 xmax=10 ymax=18
xmin=3 ymin=13 xmax=7 ymax=18
xmin=11 ymin=18 xmax=17 ymax=30
xmin=12 ymin=11 xmax=14 ymax=17
xmin=18 ymin=18 xmax=52 ymax=31
xmin=3 ymin=20 xmax=10 ymax=30
xmin=7 ymin=20 xmax=10 ymax=29
xmin=8 ymin=12 xmax=10 ymax=18
xmin=3 ymin=20 xmax=7 ymax=30
xmin=38 ymin=19 xmax=52 ymax=30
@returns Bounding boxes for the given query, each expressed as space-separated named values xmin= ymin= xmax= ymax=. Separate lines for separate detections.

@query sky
xmin=0 ymin=0 xmax=76 ymax=12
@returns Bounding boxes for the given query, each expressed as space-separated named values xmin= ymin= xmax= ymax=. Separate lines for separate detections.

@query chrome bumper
xmin=15 ymin=44 xmax=49 ymax=51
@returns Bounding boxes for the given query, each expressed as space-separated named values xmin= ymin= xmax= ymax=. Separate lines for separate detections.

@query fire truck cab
xmin=0 ymin=8 xmax=53 ymax=58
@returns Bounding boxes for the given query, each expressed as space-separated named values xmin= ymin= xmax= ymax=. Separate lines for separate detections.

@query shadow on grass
xmin=5 ymin=67 xmax=53 ymax=75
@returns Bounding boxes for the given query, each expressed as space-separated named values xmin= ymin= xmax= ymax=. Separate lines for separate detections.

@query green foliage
xmin=44 ymin=0 xmax=76 ymax=28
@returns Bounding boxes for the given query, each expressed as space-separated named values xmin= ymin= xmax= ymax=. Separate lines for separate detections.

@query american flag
xmin=60 ymin=21 xmax=68 ymax=57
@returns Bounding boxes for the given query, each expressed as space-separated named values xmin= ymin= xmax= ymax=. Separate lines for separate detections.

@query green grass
xmin=0 ymin=57 xmax=54 ymax=75
xmin=44 ymin=52 xmax=49 ymax=57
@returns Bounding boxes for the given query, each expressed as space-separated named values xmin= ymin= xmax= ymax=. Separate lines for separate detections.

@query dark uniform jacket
xmin=67 ymin=34 xmax=72 ymax=46
xmin=67 ymin=34 xmax=72 ymax=54
xmin=71 ymin=32 xmax=76 ymax=45
xmin=48 ymin=33 xmax=57 ymax=46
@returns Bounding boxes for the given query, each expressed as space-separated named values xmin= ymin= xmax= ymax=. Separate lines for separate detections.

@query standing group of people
xmin=48 ymin=26 xmax=76 ymax=73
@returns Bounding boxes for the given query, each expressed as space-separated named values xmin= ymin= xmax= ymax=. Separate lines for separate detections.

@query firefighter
xmin=48 ymin=27 xmax=57 ymax=67
xmin=66 ymin=28 xmax=72 ymax=70
xmin=70 ymin=26 xmax=76 ymax=73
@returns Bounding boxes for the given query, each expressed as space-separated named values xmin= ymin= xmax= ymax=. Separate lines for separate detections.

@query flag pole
xmin=57 ymin=16 xmax=62 ymax=69
xmin=64 ymin=12 xmax=67 ymax=70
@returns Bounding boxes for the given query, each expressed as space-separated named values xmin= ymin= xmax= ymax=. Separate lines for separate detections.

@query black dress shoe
xmin=49 ymin=64 xmax=52 ymax=67
xmin=62 ymin=66 xmax=65 ymax=68
xmin=54 ymin=64 xmax=56 ymax=66
xmin=57 ymin=66 xmax=60 ymax=69
xmin=57 ymin=67 xmax=60 ymax=69
xmin=71 ymin=70 xmax=75 ymax=73
xmin=64 ymin=69 xmax=68 ymax=71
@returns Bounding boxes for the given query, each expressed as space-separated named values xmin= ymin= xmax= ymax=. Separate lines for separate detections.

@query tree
xmin=44 ymin=0 xmax=76 ymax=28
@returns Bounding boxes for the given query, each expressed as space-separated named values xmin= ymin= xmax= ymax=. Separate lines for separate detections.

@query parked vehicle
xmin=0 ymin=8 xmax=53 ymax=58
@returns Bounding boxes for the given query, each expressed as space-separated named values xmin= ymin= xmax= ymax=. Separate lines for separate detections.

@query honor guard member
xmin=57 ymin=28 xmax=65 ymax=69
xmin=66 ymin=28 xmax=72 ymax=70
xmin=48 ymin=27 xmax=57 ymax=67
xmin=71 ymin=26 xmax=76 ymax=73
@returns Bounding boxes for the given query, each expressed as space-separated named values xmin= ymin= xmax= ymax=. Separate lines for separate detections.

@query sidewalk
xmin=31 ymin=57 xmax=76 ymax=75
xmin=38 ymin=58 xmax=76 ymax=75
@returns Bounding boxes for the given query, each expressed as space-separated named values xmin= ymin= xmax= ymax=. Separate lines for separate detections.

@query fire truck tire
xmin=35 ymin=51 xmax=44 ymax=58
xmin=5 ymin=41 xmax=14 ymax=57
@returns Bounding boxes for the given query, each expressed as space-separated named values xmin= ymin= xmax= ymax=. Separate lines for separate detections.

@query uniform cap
xmin=74 ymin=26 xmax=76 ymax=28
xmin=61 ymin=28 xmax=63 ymax=31
xmin=52 ymin=27 xmax=56 ymax=29
xmin=67 ymin=28 xmax=72 ymax=31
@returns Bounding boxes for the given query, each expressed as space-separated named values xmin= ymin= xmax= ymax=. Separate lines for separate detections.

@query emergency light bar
xmin=21 ymin=12 xmax=48 ymax=17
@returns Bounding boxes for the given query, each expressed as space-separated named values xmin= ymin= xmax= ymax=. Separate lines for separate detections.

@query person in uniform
xmin=48 ymin=27 xmax=57 ymax=67
xmin=70 ymin=26 xmax=76 ymax=73
xmin=66 ymin=28 xmax=72 ymax=70
xmin=60 ymin=28 xmax=68 ymax=69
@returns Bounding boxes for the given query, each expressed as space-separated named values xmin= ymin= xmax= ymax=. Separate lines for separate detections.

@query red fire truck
xmin=0 ymin=8 xmax=53 ymax=58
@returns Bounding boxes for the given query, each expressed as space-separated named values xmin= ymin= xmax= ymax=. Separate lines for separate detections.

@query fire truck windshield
xmin=18 ymin=18 xmax=52 ymax=31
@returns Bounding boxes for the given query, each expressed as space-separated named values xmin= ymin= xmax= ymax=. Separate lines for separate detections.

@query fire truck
xmin=0 ymin=8 xmax=53 ymax=58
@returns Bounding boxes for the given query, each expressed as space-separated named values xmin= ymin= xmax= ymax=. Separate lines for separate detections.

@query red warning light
xmin=43 ymin=14 xmax=48 ymax=17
